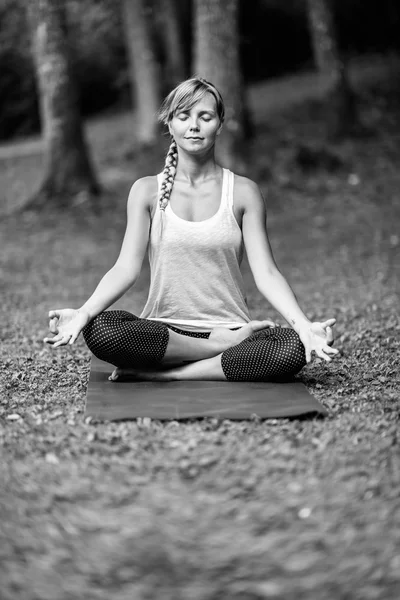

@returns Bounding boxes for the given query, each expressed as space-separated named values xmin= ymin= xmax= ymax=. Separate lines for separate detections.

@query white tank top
xmin=139 ymin=168 xmax=251 ymax=332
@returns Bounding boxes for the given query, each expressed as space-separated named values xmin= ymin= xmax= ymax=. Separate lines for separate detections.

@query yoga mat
xmin=85 ymin=355 xmax=328 ymax=421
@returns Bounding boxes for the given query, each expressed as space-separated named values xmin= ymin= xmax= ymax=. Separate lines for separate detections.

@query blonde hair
xmin=157 ymin=77 xmax=225 ymax=237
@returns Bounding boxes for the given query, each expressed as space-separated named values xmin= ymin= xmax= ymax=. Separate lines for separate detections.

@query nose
xmin=189 ymin=119 xmax=200 ymax=131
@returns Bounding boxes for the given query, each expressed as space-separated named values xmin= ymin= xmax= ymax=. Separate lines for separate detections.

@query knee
xmin=281 ymin=329 xmax=306 ymax=372
xmin=82 ymin=312 xmax=103 ymax=340
xmin=220 ymin=327 xmax=306 ymax=382
xmin=82 ymin=310 xmax=170 ymax=368
xmin=82 ymin=310 xmax=136 ymax=352
xmin=82 ymin=311 xmax=109 ymax=345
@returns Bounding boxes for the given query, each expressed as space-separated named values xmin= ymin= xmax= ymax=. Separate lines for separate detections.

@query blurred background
xmin=1 ymin=6 xmax=400 ymax=598
xmin=0 ymin=0 xmax=399 ymax=212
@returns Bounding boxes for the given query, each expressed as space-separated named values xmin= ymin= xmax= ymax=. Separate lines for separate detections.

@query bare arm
xmin=79 ymin=176 xmax=155 ymax=320
xmin=240 ymin=178 xmax=310 ymax=332
xmin=240 ymin=177 xmax=338 ymax=363
xmin=44 ymin=177 xmax=157 ymax=347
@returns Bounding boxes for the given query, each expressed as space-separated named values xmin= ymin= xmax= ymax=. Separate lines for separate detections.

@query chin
xmin=183 ymin=141 xmax=214 ymax=153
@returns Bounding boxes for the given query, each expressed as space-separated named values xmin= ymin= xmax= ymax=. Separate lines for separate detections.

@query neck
xmin=175 ymin=147 xmax=220 ymax=184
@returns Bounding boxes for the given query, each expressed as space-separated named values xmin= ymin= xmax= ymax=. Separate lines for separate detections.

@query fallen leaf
xmin=6 ymin=414 xmax=22 ymax=421
xmin=45 ymin=453 xmax=59 ymax=465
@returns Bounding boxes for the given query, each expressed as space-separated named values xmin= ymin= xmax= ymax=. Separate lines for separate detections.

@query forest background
xmin=1 ymin=0 xmax=399 ymax=141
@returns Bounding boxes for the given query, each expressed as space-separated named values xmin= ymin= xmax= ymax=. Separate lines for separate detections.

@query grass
xmin=1 ymin=80 xmax=400 ymax=600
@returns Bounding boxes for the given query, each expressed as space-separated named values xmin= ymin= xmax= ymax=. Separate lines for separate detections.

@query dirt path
xmin=247 ymin=53 xmax=399 ymax=122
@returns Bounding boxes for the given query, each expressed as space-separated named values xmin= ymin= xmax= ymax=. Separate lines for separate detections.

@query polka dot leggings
xmin=82 ymin=310 xmax=307 ymax=382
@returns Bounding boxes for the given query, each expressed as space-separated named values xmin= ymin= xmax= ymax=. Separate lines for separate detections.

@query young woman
xmin=44 ymin=77 xmax=338 ymax=382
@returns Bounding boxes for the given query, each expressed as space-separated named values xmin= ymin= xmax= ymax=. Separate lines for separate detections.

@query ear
xmin=216 ymin=123 xmax=223 ymax=136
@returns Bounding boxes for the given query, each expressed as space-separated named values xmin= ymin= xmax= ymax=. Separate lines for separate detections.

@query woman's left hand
xmin=298 ymin=318 xmax=339 ymax=363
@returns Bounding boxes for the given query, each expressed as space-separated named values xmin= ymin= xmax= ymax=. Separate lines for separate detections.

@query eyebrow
xmin=176 ymin=109 xmax=215 ymax=116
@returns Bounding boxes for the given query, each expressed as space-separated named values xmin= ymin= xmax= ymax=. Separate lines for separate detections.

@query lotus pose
xmin=44 ymin=77 xmax=338 ymax=382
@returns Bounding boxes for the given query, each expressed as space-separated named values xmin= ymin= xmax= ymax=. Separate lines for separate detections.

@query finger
xmin=263 ymin=320 xmax=277 ymax=328
xmin=49 ymin=318 xmax=59 ymax=334
xmin=304 ymin=346 xmax=312 ymax=363
xmin=48 ymin=310 xmax=61 ymax=319
xmin=43 ymin=334 xmax=62 ymax=345
xmin=259 ymin=319 xmax=277 ymax=328
xmin=69 ymin=331 xmax=80 ymax=344
xmin=44 ymin=333 xmax=65 ymax=345
xmin=326 ymin=326 xmax=334 ymax=346
xmin=44 ymin=337 xmax=63 ymax=346
xmin=253 ymin=320 xmax=276 ymax=330
xmin=47 ymin=332 xmax=72 ymax=347
xmin=52 ymin=340 xmax=66 ymax=348
xmin=316 ymin=349 xmax=332 ymax=362
xmin=324 ymin=345 xmax=339 ymax=355
xmin=53 ymin=335 xmax=72 ymax=348
xmin=322 ymin=318 xmax=336 ymax=329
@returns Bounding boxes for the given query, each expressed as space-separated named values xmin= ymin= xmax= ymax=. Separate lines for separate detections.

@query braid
xmin=159 ymin=140 xmax=178 ymax=238
xmin=160 ymin=140 xmax=178 ymax=211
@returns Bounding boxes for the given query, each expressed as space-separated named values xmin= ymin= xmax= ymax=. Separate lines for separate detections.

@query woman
xmin=44 ymin=77 xmax=338 ymax=382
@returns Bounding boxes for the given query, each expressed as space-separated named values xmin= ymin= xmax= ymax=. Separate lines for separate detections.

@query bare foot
xmin=109 ymin=363 xmax=173 ymax=382
xmin=109 ymin=367 xmax=139 ymax=382
xmin=109 ymin=365 xmax=180 ymax=382
xmin=209 ymin=319 xmax=279 ymax=350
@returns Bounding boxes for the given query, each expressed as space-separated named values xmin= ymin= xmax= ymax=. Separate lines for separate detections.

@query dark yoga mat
xmin=85 ymin=355 xmax=328 ymax=421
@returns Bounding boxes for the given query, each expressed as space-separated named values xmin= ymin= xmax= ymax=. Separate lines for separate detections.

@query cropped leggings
xmin=82 ymin=310 xmax=307 ymax=382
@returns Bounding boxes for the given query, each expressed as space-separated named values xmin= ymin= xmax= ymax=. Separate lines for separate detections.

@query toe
xmin=109 ymin=368 xmax=119 ymax=382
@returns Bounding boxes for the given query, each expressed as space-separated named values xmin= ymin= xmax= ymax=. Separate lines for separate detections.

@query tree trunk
xmin=307 ymin=0 xmax=357 ymax=137
xmin=122 ymin=0 xmax=161 ymax=145
xmin=157 ymin=0 xmax=186 ymax=90
xmin=193 ymin=0 xmax=246 ymax=171
xmin=28 ymin=0 xmax=99 ymax=205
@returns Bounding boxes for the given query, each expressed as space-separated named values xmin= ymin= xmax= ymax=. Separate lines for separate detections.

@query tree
xmin=306 ymin=0 xmax=357 ymax=137
xmin=27 ymin=0 xmax=99 ymax=205
xmin=156 ymin=0 xmax=186 ymax=90
xmin=193 ymin=0 xmax=246 ymax=170
xmin=121 ymin=0 xmax=161 ymax=145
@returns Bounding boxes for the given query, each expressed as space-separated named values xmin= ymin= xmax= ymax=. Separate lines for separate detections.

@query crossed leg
xmin=111 ymin=329 xmax=307 ymax=381
xmin=82 ymin=310 xmax=307 ymax=383
xmin=111 ymin=353 xmax=225 ymax=381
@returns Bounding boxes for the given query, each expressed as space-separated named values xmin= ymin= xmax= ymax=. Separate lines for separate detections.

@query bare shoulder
xmin=233 ymin=174 xmax=266 ymax=212
xmin=127 ymin=175 xmax=158 ymax=211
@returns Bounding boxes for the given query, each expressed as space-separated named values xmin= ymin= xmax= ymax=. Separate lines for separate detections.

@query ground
xmin=0 ymin=72 xmax=399 ymax=599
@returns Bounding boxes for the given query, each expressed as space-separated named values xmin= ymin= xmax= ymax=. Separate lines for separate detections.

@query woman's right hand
xmin=43 ymin=308 xmax=91 ymax=348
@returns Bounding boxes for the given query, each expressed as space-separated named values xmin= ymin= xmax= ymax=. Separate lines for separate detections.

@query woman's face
xmin=168 ymin=93 xmax=222 ymax=154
